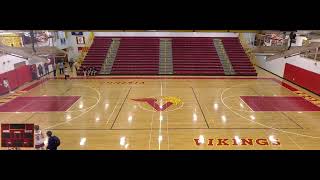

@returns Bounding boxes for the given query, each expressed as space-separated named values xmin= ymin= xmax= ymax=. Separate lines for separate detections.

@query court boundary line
xmin=66 ymin=96 xmax=82 ymax=112
xmin=280 ymin=112 xmax=303 ymax=129
xmin=191 ymin=87 xmax=209 ymax=128
xmin=239 ymin=97 xmax=254 ymax=112
xmin=49 ymin=127 xmax=303 ymax=130
xmin=110 ymin=87 xmax=132 ymax=129
xmin=50 ymin=76 xmax=274 ymax=80
xmin=105 ymin=87 xmax=127 ymax=127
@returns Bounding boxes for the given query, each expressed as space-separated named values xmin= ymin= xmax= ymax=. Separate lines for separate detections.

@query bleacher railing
xmin=77 ymin=32 xmax=95 ymax=65
xmin=239 ymin=33 xmax=258 ymax=65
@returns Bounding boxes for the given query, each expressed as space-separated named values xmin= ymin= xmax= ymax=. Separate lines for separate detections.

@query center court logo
xmin=131 ymin=96 xmax=183 ymax=112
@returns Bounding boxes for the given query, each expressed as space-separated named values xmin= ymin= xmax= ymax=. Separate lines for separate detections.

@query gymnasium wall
xmin=283 ymin=63 xmax=320 ymax=95
xmin=0 ymin=65 xmax=33 ymax=95
xmin=0 ymin=55 xmax=29 ymax=74
xmin=255 ymin=55 xmax=320 ymax=95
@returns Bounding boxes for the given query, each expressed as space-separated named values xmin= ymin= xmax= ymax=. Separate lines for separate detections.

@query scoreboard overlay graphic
xmin=1 ymin=124 xmax=34 ymax=148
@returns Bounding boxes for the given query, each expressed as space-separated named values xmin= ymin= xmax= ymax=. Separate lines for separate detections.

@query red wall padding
xmin=284 ymin=63 xmax=320 ymax=95
xmin=0 ymin=65 xmax=33 ymax=95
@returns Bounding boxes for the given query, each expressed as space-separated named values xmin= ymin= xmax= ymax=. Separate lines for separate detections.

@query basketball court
xmin=1 ymin=67 xmax=320 ymax=150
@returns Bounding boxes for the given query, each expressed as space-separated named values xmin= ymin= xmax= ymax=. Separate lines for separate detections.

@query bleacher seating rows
xmin=77 ymin=37 xmax=112 ymax=75
xmin=172 ymin=37 xmax=224 ymax=75
xmin=77 ymin=37 xmax=257 ymax=76
xmin=111 ymin=38 xmax=160 ymax=75
xmin=221 ymin=37 xmax=257 ymax=76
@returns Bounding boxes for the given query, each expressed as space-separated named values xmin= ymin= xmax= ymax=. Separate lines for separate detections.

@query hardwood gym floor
xmin=1 ymin=67 xmax=320 ymax=150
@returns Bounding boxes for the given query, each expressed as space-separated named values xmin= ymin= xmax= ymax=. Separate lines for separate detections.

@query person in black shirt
xmin=44 ymin=63 xmax=49 ymax=75
xmin=288 ymin=32 xmax=296 ymax=50
xmin=46 ymin=131 xmax=60 ymax=150
xmin=38 ymin=64 xmax=44 ymax=77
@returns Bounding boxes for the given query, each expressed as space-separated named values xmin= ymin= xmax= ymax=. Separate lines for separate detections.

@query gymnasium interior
xmin=0 ymin=30 xmax=319 ymax=150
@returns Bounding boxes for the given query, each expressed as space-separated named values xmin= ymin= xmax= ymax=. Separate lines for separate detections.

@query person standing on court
xmin=68 ymin=58 xmax=74 ymax=72
xmin=64 ymin=66 xmax=69 ymax=80
xmin=59 ymin=61 xmax=64 ymax=75
xmin=52 ymin=63 xmax=57 ymax=78
xmin=38 ymin=64 xmax=44 ymax=77
xmin=74 ymin=61 xmax=80 ymax=72
xmin=44 ymin=63 xmax=49 ymax=75
xmin=34 ymin=125 xmax=45 ymax=150
xmin=46 ymin=131 xmax=60 ymax=150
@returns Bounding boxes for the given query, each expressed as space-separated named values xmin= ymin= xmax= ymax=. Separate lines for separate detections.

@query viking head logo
xmin=131 ymin=96 xmax=183 ymax=112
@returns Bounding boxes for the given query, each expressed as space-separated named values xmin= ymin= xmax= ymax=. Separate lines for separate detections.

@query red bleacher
xmin=77 ymin=36 xmax=256 ymax=76
xmin=77 ymin=37 xmax=112 ymax=75
xmin=111 ymin=38 xmax=160 ymax=75
xmin=172 ymin=37 xmax=224 ymax=75
xmin=221 ymin=38 xmax=257 ymax=76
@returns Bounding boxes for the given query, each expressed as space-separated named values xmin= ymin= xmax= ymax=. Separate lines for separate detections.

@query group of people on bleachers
xmin=82 ymin=66 xmax=98 ymax=76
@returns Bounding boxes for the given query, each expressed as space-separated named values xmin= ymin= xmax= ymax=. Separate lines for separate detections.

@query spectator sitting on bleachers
xmin=87 ymin=67 xmax=92 ymax=76
xmin=92 ymin=67 xmax=98 ymax=76
xmin=82 ymin=66 xmax=87 ymax=77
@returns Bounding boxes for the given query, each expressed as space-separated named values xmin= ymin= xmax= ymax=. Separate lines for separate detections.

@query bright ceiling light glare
xmin=128 ymin=115 xmax=133 ymax=122
xmin=125 ymin=144 xmax=129 ymax=149
xmin=214 ymin=103 xmax=218 ymax=110
xmin=79 ymin=102 xmax=83 ymax=109
xmin=269 ymin=135 xmax=276 ymax=143
xmin=193 ymin=113 xmax=197 ymax=121
xmin=159 ymin=99 xmax=163 ymax=110
xmin=250 ymin=115 xmax=255 ymax=120
xmin=105 ymin=103 xmax=109 ymax=110
xmin=80 ymin=138 xmax=86 ymax=146
xmin=95 ymin=116 xmax=100 ymax=121
xmin=158 ymin=135 xmax=163 ymax=142
xmin=199 ymin=135 xmax=205 ymax=144
xmin=120 ymin=137 xmax=126 ymax=146
xmin=66 ymin=114 xmax=71 ymax=120
xmin=240 ymin=103 xmax=244 ymax=108
xmin=298 ymin=112 xmax=303 ymax=114
xmin=159 ymin=114 xmax=163 ymax=121
xmin=221 ymin=115 xmax=227 ymax=123
xmin=234 ymin=136 xmax=241 ymax=145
